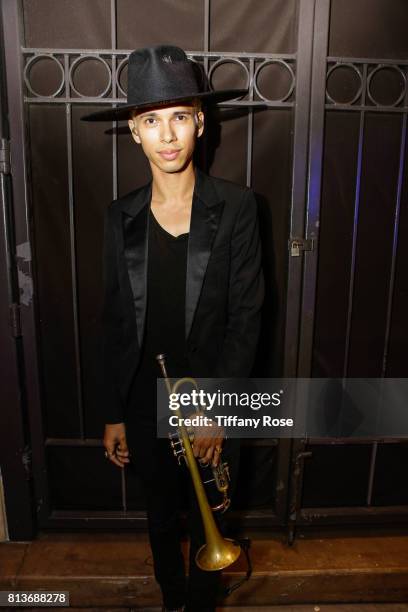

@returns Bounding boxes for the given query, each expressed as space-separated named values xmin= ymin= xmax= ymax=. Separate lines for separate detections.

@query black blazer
xmin=101 ymin=167 xmax=264 ymax=424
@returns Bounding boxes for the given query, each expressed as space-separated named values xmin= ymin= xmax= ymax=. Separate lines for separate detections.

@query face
xmin=128 ymin=103 xmax=204 ymax=174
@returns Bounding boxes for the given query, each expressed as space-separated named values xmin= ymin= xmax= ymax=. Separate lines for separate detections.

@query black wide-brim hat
xmin=81 ymin=45 xmax=247 ymax=122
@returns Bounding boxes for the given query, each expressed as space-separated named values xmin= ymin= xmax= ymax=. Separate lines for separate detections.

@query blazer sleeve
xmin=214 ymin=188 xmax=264 ymax=377
xmin=101 ymin=202 xmax=125 ymax=424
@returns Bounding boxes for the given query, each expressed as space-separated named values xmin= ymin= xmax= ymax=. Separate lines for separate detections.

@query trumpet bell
xmin=195 ymin=537 xmax=241 ymax=571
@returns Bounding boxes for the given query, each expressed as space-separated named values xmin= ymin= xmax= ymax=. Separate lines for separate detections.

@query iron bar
xmin=325 ymin=105 xmax=408 ymax=113
xmin=22 ymin=47 xmax=296 ymax=60
xmin=283 ymin=0 xmax=317 ymax=543
xmin=41 ymin=509 xmax=280 ymax=530
xmin=1 ymin=0 xmax=47 ymax=535
xmin=328 ymin=56 xmax=408 ymax=66
xmin=282 ymin=0 xmax=315 ymax=378
xmin=121 ymin=468 xmax=127 ymax=513
xmin=44 ymin=437 xmax=278 ymax=447
xmin=287 ymin=439 xmax=313 ymax=545
xmin=110 ymin=0 xmax=117 ymax=50
xmin=381 ymin=113 xmax=407 ymax=376
xmin=366 ymin=441 xmax=377 ymax=506
xmin=0 ymin=143 xmax=13 ymax=296
xmin=45 ymin=437 xmax=103 ymax=446
xmin=111 ymin=0 xmax=118 ymax=200
xmin=343 ymin=111 xmax=365 ymax=379
xmin=306 ymin=437 xmax=408 ymax=445
xmin=246 ymin=57 xmax=254 ymax=187
xmin=299 ymin=505 xmax=408 ymax=524
xmin=23 ymin=97 xmax=294 ymax=108
xmin=204 ymin=0 xmax=210 ymax=69
xmin=367 ymin=113 xmax=408 ymax=507
xmin=201 ymin=0 xmax=211 ymax=171
xmin=296 ymin=0 xmax=330 ymax=378
xmin=65 ymin=97 xmax=85 ymax=439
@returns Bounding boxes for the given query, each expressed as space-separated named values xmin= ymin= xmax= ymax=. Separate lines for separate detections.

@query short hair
xmin=190 ymin=97 xmax=203 ymax=112
xmin=130 ymin=98 xmax=202 ymax=121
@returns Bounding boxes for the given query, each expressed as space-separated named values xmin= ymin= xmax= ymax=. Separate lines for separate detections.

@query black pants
xmin=126 ymin=422 xmax=240 ymax=611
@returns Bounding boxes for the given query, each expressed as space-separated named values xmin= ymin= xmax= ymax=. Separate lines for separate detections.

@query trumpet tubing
xmin=156 ymin=353 xmax=241 ymax=571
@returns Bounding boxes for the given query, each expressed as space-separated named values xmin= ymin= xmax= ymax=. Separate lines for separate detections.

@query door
xmin=4 ymin=0 xmax=406 ymax=538
xmin=290 ymin=0 xmax=408 ymax=535
xmin=2 ymin=0 xmax=310 ymax=531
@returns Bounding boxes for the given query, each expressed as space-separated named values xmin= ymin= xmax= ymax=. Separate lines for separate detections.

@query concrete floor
xmin=3 ymin=530 xmax=408 ymax=610
xmin=23 ymin=604 xmax=408 ymax=611
xmin=56 ymin=604 xmax=408 ymax=611
xmin=161 ymin=606 xmax=408 ymax=611
xmin=67 ymin=605 xmax=408 ymax=611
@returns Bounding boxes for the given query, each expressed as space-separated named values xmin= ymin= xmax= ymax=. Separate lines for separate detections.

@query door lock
xmin=289 ymin=237 xmax=315 ymax=257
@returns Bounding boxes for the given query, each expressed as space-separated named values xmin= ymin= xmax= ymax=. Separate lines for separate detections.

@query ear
xmin=196 ymin=111 xmax=204 ymax=138
xmin=128 ymin=118 xmax=141 ymax=144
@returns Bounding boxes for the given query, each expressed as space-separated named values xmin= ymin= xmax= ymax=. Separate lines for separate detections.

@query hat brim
xmin=81 ymin=89 xmax=248 ymax=122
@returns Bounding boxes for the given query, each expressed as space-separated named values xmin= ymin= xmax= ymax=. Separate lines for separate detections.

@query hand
xmin=103 ymin=422 xmax=130 ymax=468
xmin=190 ymin=414 xmax=225 ymax=467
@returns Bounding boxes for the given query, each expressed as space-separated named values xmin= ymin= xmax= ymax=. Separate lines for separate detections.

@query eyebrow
xmin=139 ymin=110 xmax=193 ymax=119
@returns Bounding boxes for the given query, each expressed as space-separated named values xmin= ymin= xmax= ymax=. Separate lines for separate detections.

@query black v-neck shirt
xmin=126 ymin=209 xmax=191 ymax=423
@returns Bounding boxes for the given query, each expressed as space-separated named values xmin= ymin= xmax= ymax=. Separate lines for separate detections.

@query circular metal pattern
xmin=367 ymin=64 xmax=406 ymax=107
xmin=254 ymin=59 xmax=295 ymax=102
xmin=326 ymin=63 xmax=363 ymax=105
xmin=69 ymin=54 xmax=112 ymax=98
xmin=116 ymin=56 xmax=128 ymax=97
xmin=24 ymin=54 xmax=65 ymax=98
xmin=208 ymin=58 xmax=249 ymax=99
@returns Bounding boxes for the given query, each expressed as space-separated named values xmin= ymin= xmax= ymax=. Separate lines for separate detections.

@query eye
xmin=174 ymin=114 xmax=188 ymax=121
xmin=144 ymin=117 xmax=157 ymax=126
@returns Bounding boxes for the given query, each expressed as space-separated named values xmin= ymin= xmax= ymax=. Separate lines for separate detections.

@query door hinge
xmin=0 ymin=138 xmax=11 ymax=175
xmin=22 ymin=445 xmax=32 ymax=479
xmin=10 ymin=302 xmax=22 ymax=338
xmin=289 ymin=237 xmax=315 ymax=257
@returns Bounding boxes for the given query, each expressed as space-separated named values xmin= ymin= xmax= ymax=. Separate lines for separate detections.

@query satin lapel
xmin=122 ymin=183 xmax=151 ymax=347
xmin=186 ymin=182 xmax=224 ymax=340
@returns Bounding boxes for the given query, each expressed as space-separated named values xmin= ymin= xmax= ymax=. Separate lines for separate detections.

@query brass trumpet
xmin=156 ymin=353 xmax=241 ymax=571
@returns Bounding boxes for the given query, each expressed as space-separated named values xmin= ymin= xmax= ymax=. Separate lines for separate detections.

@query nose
xmin=160 ymin=119 xmax=176 ymax=144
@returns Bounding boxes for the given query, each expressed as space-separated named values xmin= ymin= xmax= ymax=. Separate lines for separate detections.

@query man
xmin=82 ymin=45 xmax=264 ymax=612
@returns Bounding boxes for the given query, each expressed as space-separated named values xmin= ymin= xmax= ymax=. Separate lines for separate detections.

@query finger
xmin=193 ymin=428 xmax=205 ymax=441
xmin=212 ymin=447 xmax=221 ymax=467
xmin=105 ymin=446 xmax=126 ymax=468
xmin=118 ymin=439 xmax=129 ymax=452
xmin=192 ymin=440 xmax=205 ymax=458
xmin=105 ymin=441 xmax=117 ymax=455
xmin=213 ymin=435 xmax=224 ymax=448
xmin=116 ymin=454 xmax=130 ymax=463
xmin=116 ymin=447 xmax=130 ymax=460
xmin=193 ymin=441 xmax=204 ymax=457
xmin=198 ymin=440 xmax=213 ymax=459
xmin=203 ymin=445 xmax=215 ymax=465
xmin=108 ymin=452 xmax=125 ymax=468
xmin=116 ymin=438 xmax=130 ymax=461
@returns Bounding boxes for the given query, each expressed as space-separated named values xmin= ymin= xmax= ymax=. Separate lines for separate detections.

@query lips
xmin=158 ymin=149 xmax=181 ymax=160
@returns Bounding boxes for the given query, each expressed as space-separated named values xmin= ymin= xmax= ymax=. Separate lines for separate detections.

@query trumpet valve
xmin=213 ymin=461 xmax=230 ymax=492
xmin=168 ymin=432 xmax=185 ymax=464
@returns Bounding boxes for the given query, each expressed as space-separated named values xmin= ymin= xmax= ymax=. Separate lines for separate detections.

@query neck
xmin=150 ymin=160 xmax=196 ymax=204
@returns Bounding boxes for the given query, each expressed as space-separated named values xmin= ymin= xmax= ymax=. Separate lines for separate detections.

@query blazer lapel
xmin=120 ymin=169 xmax=224 ymax=346
xmin=121 ymin=182 xmax=152 ymax=347
xmin=186 ymin=168 xmax=224 ymax=339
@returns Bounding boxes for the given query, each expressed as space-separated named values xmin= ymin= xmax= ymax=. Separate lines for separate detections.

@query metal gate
xmin=1 ymin=0 xmax=408 ymax=539
xmin=289 ymin=0 xmax=408 ymax=541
